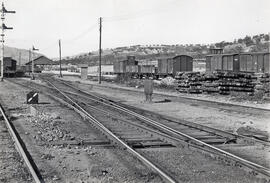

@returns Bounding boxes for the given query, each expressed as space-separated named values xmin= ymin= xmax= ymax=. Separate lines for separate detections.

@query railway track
xmin=0 ymin=101 xmax=43 ymax=183
xmin=54 ymin=77 xmax=270 ymax=145
xmin=86 ymin=80 xmax=270 ymax=114
xmin=8 ymin=76 xmax=270 ymax=182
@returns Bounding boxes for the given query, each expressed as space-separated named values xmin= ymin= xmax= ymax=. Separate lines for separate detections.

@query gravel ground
xmin=56 ymin=75 xmax=270 ymax=178
xmin=1 ymin=77 xmax=269 ymax=182
xmin=0 ymin=112 xmax=33 ymax=183
xmin=0 ymin=79 xmax=163 ymax=183
xmin=60 ymin=76 xmax=270 ymax=138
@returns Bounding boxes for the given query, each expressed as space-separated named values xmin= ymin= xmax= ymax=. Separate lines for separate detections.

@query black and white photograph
xmin=0 ymin=0 xmax=269 ymax=182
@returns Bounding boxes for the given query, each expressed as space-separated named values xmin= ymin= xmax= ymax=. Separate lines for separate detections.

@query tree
xmin=238 ymin=38 xmax=243 ymax=44
xmin=265 ymin=34 xmax=269 ymax=41
xmin=243 ymin=36 xmax=253 ymax=46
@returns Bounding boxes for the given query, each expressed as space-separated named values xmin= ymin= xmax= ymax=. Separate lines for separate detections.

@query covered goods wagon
xmin=157 ymin=55 xmax=193 ymax=76
xmin=206 ymin=52 xmax=270 ymax=73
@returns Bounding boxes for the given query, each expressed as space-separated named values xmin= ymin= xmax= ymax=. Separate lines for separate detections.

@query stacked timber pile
xmin=203 ymin=74 xmax=219 ymax=93
xmin=254 ymin=73 xmax=270 ymax=94
xmin=176 ymin=72 xmax=203 ymax=94
xmin=176 ymin=70 xmax=259 ymax=95
xmin=216 ymin=71 xmax=255 ymax=95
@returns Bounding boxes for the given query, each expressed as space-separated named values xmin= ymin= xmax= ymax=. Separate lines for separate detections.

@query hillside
xmin=5 ymin=33 xmax=269 ymax=66
xmin=59 ymin=33 xmax=269 ymax=66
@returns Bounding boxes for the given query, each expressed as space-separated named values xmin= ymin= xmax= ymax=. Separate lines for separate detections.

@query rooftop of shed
xmin=25 ymin=56 xmax=57 ymax=65
xmin=206 ymin=52 xmax=269 ymax=57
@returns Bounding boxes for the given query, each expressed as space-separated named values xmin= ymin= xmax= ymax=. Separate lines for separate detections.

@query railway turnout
xmin=6 ymin=75 xmax=270 ymax=182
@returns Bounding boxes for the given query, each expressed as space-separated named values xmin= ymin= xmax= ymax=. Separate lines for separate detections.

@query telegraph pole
xmin=19 ymin=51 xmax=21 ymax=66
xmin=59 ymin=39 xmax=62 ymax=77
xmin=28 ymin=49 xmax=31 ymax=76
xmin=31 ymin=46 xmax=39 ymax=80
xmin=268 ymin=32 xmax=270 ymax=97
xmin=0 ymin=2 xmax=15 ymax=81
xmin=98 ymin=17 xmax=102 ymax=84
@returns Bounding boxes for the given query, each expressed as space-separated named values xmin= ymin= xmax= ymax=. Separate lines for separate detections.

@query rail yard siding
xmin=206 ymin=52 xmax=270 ymax=73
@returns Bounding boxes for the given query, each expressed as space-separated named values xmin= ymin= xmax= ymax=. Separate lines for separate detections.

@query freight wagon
xmin=113 ymin=55 xmax=193 ymax=79
xmin=138 ymin=60 xmax=157 ymax=77
xmin=1 ymin=57 xmax=17 ymax=77
xmin=157 ymin=55 xmax=193 ymax=77
xmin=113 ymin=56 xmax=139 ymax=77
xmin=24 ymin=65 xmax=42 ymax=73
xmin=206 ymin=52 xmax=270 ymax=73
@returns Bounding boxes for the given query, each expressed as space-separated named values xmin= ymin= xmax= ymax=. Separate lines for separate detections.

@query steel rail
xmin=0 ymin=103 xmax=42 ymax=183
xmin=62 ymin=88 xmax=270 ymax=145
xmin=46 ymin=79 xmax=177 ymax=183
xmin=53 ymin=78 xmax=270 ymax=145
xmin=7 ymin=78 xmax=270 ymax=177
xmin=10 ymin=77 xmax=270 ymax=144
xmin=54 ymin=78 xmax=270 ymax=177
xmin=61 ymin=77 xmax=270 ymax=112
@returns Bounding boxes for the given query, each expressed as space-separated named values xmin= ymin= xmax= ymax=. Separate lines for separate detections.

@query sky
xmin=3 ymin=0 xmax=270 ymax=58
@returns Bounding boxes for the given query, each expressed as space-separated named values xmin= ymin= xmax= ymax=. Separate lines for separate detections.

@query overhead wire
xmin=37 ymin=22 xmax=98 ymax=57
xmin=35 ymin=0 xmax=177 ymax=57
xmin=103 ymin=0 xmax=177 ymax=22
xmin=64 ymin=22 xmax=98 ymax=43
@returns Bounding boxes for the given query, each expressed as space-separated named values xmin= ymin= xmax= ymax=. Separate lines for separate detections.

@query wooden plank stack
xmin=215 ymin=70 xmax=255 ymax=95
xmin=176 ymin=70 xmax=258 ymax=95
xmin=176 ymin=72 xmax=204 ymax=94
xmin=254 ymin=73 xmax=270 ymax=94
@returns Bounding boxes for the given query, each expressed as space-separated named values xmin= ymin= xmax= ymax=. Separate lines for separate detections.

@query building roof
xmin=4 ymin=57 xmax=16 ymax=62
xmin=206 ymin=52 xmax=269 ymax=57
xmin=157 ymin=54 xmax=193 ymax=60
xmin=78 ymin=64 xmax=88 ymax=68
xmin=25 ymin=56 xmax=57 ymax=65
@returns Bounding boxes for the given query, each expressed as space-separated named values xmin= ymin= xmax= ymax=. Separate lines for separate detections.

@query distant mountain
xmin=3 ymin=46 xmax=43 ymax=65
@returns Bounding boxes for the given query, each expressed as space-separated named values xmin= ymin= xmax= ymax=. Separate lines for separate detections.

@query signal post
xmin=0 ymin=2 xmax=15 ymax=81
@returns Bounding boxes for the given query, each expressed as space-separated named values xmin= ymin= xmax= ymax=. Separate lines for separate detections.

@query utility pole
xmin=59 ymin=39 xmax=62 ymax=77
xmin=268 ymin=32 xmax=270 ymax=97
xmin=268 ymin=32 xmax=270 ymax=53
xmin=98 ymin=17 xmax=102 ymax=84
xmin=31 ymin=46 xmax=39 ymax=80
xmin=28 ymin=48 xmax=31 ymax=76
xmin=0 ymin=2 xmax=15 ymax=81
xmin=18 ymin=51 xmax=21 ymax=66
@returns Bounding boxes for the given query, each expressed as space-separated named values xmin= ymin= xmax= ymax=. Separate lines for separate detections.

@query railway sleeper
xmin=124 ymin=138 xmax=162 ymax=143
xmin=179 ymin=130 xmax=212 ymax=136
xmin=113 ymin=130 xmax=151 ymax=136
xmin=119 ymin=134 xmax=153 ymax=139
xmin=128 ymin=141 xmax=175 ymax=149
xmin=194 ymin=135 xmax=225 ymax=139
xmin=200 ymin=138 xmax=230 ymax=145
